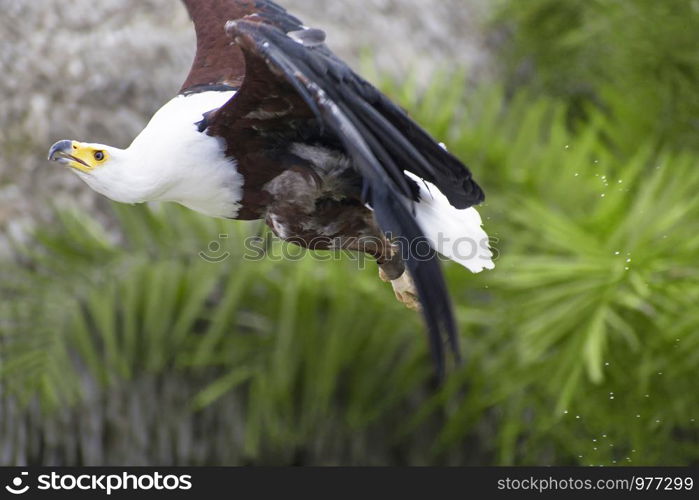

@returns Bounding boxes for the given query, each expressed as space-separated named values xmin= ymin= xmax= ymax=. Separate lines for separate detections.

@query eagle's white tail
xmin=407 ymin=173 xmax=495 ymax=273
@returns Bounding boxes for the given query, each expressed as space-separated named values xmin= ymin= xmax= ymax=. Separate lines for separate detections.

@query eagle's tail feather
xmin=407 ymin=173 xmax=495 ymax=273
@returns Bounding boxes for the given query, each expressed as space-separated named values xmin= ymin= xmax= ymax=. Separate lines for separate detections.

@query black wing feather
xmin=348 ymin=79 xmax=485 ymax=209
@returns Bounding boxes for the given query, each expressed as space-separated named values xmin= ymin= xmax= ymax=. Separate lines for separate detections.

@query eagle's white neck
xmin=78 ymin=91 xmax=244 ymax=218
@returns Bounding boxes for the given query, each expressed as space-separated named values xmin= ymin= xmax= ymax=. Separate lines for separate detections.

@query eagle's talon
xmin=381 ymin=270 xmax=422 ymax=312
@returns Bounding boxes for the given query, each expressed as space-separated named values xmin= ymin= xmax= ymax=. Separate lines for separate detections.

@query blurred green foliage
xmin=494 ymin=0 xmax=699 ymax=154
xmin=2 ymin=0 xmax=699 ymax=465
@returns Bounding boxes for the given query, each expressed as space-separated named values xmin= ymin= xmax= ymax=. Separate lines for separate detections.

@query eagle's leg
xmin=342 ymin=236 xmax=421 ymax=312
xmin=376 ymin=247 xmax=422 ymax=313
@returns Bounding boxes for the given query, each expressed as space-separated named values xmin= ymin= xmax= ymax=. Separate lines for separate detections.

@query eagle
xmin=48 ymin=0 xmax=494 ymax=379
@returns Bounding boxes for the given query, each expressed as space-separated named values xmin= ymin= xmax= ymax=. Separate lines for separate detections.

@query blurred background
xmin=1 ymin=0 xmax=698 ymax=465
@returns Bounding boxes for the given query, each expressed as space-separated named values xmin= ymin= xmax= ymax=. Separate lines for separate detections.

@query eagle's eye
xmin=94 ymin=151 xmax=105 ymax=162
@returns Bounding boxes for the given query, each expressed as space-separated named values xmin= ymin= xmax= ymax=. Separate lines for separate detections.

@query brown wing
xmin=180 ymin=0 xmax=303 ymax=92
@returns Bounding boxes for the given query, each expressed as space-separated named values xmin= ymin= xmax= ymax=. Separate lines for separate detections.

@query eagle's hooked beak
xmin=48 ymin=140 xmax=91 ymax=172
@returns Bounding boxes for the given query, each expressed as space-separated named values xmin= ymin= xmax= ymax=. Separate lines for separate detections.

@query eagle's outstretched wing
xmin=181 ymin=0 xmax=487 ymax=376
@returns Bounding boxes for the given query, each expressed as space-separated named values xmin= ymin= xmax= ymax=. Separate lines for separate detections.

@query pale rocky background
xmin=0 ymin=0 xmax=495 ymax=254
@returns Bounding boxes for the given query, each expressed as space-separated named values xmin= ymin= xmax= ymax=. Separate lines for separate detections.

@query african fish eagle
xmin=48 ymin=0 xmax=494 ymax=378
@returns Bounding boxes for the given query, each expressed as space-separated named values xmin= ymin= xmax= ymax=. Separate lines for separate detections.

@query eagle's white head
xmin=47 ymin=91 xmax=244 ymax=218
xmin=47 ymin=140 xmax=150 ymax=204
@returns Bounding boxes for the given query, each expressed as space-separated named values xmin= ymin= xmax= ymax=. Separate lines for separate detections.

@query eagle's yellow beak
xmin=48 ymin=140 xmax=108 ymax=173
